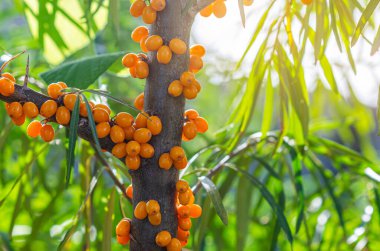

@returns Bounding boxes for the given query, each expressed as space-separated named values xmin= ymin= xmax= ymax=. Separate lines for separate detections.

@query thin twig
xmin=23 ymin=55 xmax=30 ymax=88
xmin=0 ymin=50 xmax=26 ymax=73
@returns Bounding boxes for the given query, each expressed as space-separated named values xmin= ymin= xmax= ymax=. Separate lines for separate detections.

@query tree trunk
xmin=130 ymin=1 xmax=195 ymax=250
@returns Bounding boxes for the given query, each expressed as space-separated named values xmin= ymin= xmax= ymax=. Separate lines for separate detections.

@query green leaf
xmin=238 ymin=0 xmax=246 ymax=27
xmin=320 ymin=55 xmax=338 ymax=94
xmin=102 ymin=188 xmax=115 ymax=251
xmin=270 ymin=190 xmax=285 ymax=251
xmin=66 ymin=95 xmax=81 ymax=187
xmin=236 ymin=176 xmax=252 ymax=250
xmin=198 ymin=176 xmax=228 ymax=225
xmin=351 ymin=0 xmax=380 ymax=46
xmin=40 ymin=51 xmax=126 ymax=89
xmin=371 ymin=25 xmax=380 ymax=55
xmin=81 ymin=95 xmax=101 ymax=151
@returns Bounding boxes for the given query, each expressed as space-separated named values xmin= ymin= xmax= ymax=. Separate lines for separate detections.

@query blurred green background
xmin=1 ymin=0 xmax=380 ymax=250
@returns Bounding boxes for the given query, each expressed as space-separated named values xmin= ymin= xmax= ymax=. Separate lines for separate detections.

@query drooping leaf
xmin=372 ymin=25 xmax=380 ymax=55
xmin=102 ymin=188 xmax=115 ymax=251
xmin=238 ymin=0 xmax=246 ymax=27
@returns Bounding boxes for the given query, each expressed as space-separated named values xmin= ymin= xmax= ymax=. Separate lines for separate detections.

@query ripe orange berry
xmin=12 ymin=114 xmax=25 ymax=126
xmin=167 ymin=238 xmax=182 ymax=251
xmin=140 ymin=36 xmax=149 ymax=53
xmin=47 ymin=83 xmax=63 ymax=99
xmin=126 ymin=184 xmax=133 ymax=199
xmin=178 ymin=189 xmax=192 ymax=205
xmin=178 ymin=217 xmax=192 ymax=231
xmin=244 ymin=0 xmax=254 ymax=6
xmin=150 ymin=0 xmax=166 ymax=11
xmin=183 ymin=85 xmax=198 ymax=99
xmin=126 ymin=140 xmax=141 ymax=157
xmin=57 ymin=82 xmax=67 ymax=89
xmin=155 ymin=231 xmax=171 ymax=247
xmin=193 ymin=80 xmax=201 ymax=93
xmin=130 ymin=0 xmax=146 ymax=17
xmin=124 ymin=126 xmax=136 ymax=140
xmin=27 ymin=121 xmax=42 ymax=138
xmin=142 ymin=6 xmax=157 ymax=24
xmin=147 ymin=116 xmax=162 ymax=135
xmin=0 ymin=77 xmax=15 ymax=96
xmin=63 ymin=94 xmax=79 ymax=111
xmin=180 ymin=72 xmax=195 ymax=87
xmin=93 ymin=108 xmax=110 ymax=123
xmin=135 ymin=61 xmax=149 ymax=79
xmin=2 ymin=72 xmax=16 ymax=82
xmin=177 ymin=228 xmax=190 ymax=241
xmin=140 ymin=143 xmax=155 ymax=158
xmin=301 ymin=0 xmax=312 ymax=4
xmin=168 ymin=80 xmax=183 ymax=97
xmin=170 ymin=146 xmax=185 ymax=162
xmin=96 ymin=122 xmax=111 ymax=138
xmin=40 ymin=124 xmax=55 ymax=142
xmin=134 ymin=201 xmax=148 ymax=220
xmin=40 ymin=100 xmax=58 ymax=118
xmin=110 ymin=125 xmax=126 ymax=143
xmin=189 ymin=204 xmax=202 ymax=218
xmin=116 ymin=218 xmax=131 ymax=236
xmin=93 ymin=104 xmax=111 ymax=114
xmin=131 ymin=26 xmax=149 ymax=42
xmin=159 ymin=153 xmax=173 ymax=170
xmin=174 ymin=156 xmax=188 ymax=170
xmin=7 ymin=102 xmax=23 ymax=118
xmin=183 ymin=122 xmax=197 ymax=140
xmin=145 ymin=35 xmax=163 ymax=51
xmin=146 ymin=200 xmax=160 ymax=215
xmin=56 ymin=106 xmax=71 ymax=125
xmin=126 ymin=155 xmax=141 ymax=170
xmin=157 ymin=45 xmax=172 ymax=64
xmin=213 ymin=0 xmax=227 ymax=18
xmin=117 ymin=235 xmax=130 ymax=245
xmin=177 ymin=205 xmax=191 ymax=218
xmin=134 ymin=93 xmax=144 ymax=111
xmin=176 ymin=180 xmax=189 ymax=193
xmin=23 ymin=102 xmax=39 ymax=118
xmin=194 ymin=117 xmax=208 ymax=133
xmin=190 ymin=44 xmax=206 ymax=58
xmin=134 ymin=112 xmax=148 ymax=129
xmin=184 ymin=109 xmax=199 ymax=120
xmin=189 ymin=55 xmax=203 ymax=73
xmin=148 ymin=212 xmax=162 ymax=225
xmin=200 ymin=4 xmax=213 ymax=17
xmin=169 ymin=38 xmax=187 ymax=55
xmin=79 ymin=101 xmax=94 ymax=117
xmin=115 ymin=112 xmax=134 ymax=128
xmin=130 ymin=66 xmax=137 ymax=78
xmin=112 ymin=143 xmax=127 ymax=158
xmin=122 ymin=53 xmax=139 ymax=68
xmin=180 ymin=239 xmax=188 ymax=247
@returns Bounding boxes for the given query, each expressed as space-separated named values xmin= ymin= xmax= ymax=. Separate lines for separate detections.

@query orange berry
xmin=1 ymin=72 xmax=16 ymax=82
xmin=93 ymin=108 xmax=110 ymax=123
xmin=140 ymin=143 xmax=155 ymax=158
xmin=57 ymin=82 xmax=67 ymax=89
xmin=27 ymin=120 xmax=42 ymax=138
xmin=142 ymin=6 xmax=157 ymax=24
xmin=174 ymin=156 xmax=188 ymax=170
xmin=63 ymin=94 xmax=79 ymax=111
xmin=167 ymin=238 xmax=182 ymax=251
xmin=126 ymin=184 xmax=133 ymax=199
xmin=79 ymin=101 xmax=94 ymax=117
xmin=190 ymin=44 xmax=206 ymax=58
xmin=169 ymin=38 xmax=187 ymax=55
xmin=150 ymin=0 xmax=166 ymax=11
xmin=148 ymin=212 xmax=162 ymax=225
xmin=47 ymin=83 xmax=63 ymax=99
xmin=124 ymin=126 xmax=136 ymax=140
xmin=183 ymin=85 xmax=198 ymax=99
xmin=115 ymin=112 xmax=134 ymax=128
xmin=140 ymin=36 xmax=149 ymax=53
xmin=134 ymin=93 xmax=144 ymax=111
xmin=117 ymin=235 xmax=130 ymax=245
xmin=193 ymin=80 xmax=201 ymax=93
xmin=96 ymin=122 xmax=111 ymax=138
xmin=180 ymin=72 xmax=195 ymax=87
xmin=93 ymin=104 xmax=111 ymax=114
xmin=181 ymin=240 xmax=188 ymax=247
xmin=146 ymin=200 xmax=160 ymax=215
xmin=177 ymin=228 xmax=190 ymax=241
xmin=126 ymin=140 xmax=141 ymax=157
xmin=184 ymin=109 xmax=199 ymax=120
xmin=134 ymin=112 xmax=148 ymax=129
xmin=170 ymin=146 xmax=185 ymax=162
xmin=12 ymin=114 xmax=25 ymax=126
xmin=194 ymin=117 xmax=208 ymax=133
xmin=122 ymin=53 xmax=138 ymax=68
xmin=40 ymin=100 xmax=58 ymax=118
xmin=116 ymin=218 xmax=131 ymax=236
xmin=168 ymin=80 xmax=183 ymax=97
xmin=177 ymin=205 xmax=191 ymax=218
xmin=213 ymin=0 xmax=227 ymax=18
xmin=147 ymin=116 xmax=162 ymax=135
xmin=134 ymin=201 xmax=148 ymax=220
xmin=244 ymin=0 xmax=253 ymax=6
xmin=135 ymin=61 xmax=150 ymax=79
xmin=182 ymin=132 xmax=190 ymax=142
xmin=7 ymin=102 xmax=23 ymax=118
xmin=23 ymin=102 xmax=39 ymax=119
xmin=40 ymin=124 xmax=55 ymax=142
xmin=131 ymin=26 xmax=149 ymax=43
xmin=157 ymin=45 xmax=172 ymax=64
xmin=130 ymin=0 xmax=146 ymax=17
xmin=126 ymin=155 xmax=141 ymax=170
xmin=0 ymin=77 xmax=15 ymax=96
xmin=145 ymin=35 xmax=163 ymax=51
xmin=178 ymin=217 xmax=192 ymax=231
xmin=110 ymin=125 xmax=126 ymax=143
xmin=155 ymin=231 xmax=171 ymax=247
xmin=189 ymin=192 xmax=195 ymax=205
xmin=56 ymin=106 xmax=71 ymax=125
xmin=183 ymin=122 xmax=197 ymax=140
xmin=178 ymin=189 xmax=192 ymax=205
xmin=189 ymin=204 xmax=202 ymax=218
xmin=130 ymin=66 xmax=137 ymax=78
xmin=189 ymin=55 xmax=203 ymax=73
xmin=159 ymin=153 xmax=173 ymax=170
xmin=112 ymin=143 xmax=127 ymax=158
xmin=200 ymin=4 xmax=213 ymax=17
xmin=176 ymin=180 xmax=189 ymax=193
xmin=301 ymin=0 xmax=312 ymax=4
